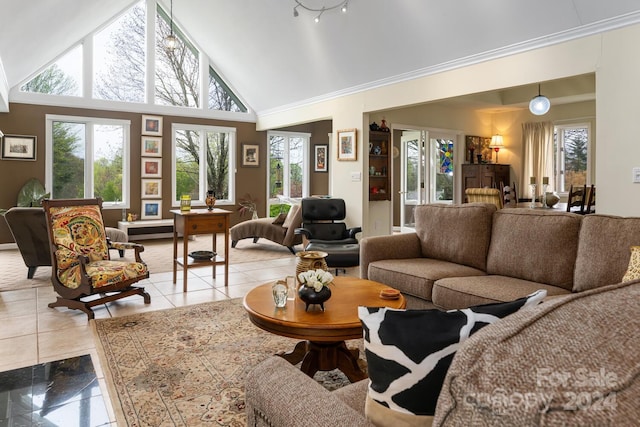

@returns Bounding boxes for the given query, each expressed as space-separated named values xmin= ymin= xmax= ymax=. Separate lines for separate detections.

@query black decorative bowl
xmin=189 ymin=250 xmax=216 ymax=261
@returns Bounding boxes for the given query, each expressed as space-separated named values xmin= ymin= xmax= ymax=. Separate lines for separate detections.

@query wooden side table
xmin=171 ymin=208 xmax=232 ymax=292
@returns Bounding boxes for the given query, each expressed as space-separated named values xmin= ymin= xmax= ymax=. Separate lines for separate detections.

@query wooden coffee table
xmin=243 ymin=276 xmax=405 ymax=382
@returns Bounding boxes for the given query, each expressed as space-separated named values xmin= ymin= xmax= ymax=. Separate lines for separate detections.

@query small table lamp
xmin=490 ymin=135 xmax=504 ymax=163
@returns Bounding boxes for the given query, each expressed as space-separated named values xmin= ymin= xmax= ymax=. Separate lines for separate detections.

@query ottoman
xmin=105 ymin=227 xmax=128 ymax=257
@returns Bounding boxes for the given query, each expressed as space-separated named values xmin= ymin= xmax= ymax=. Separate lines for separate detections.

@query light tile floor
xmin=0 ymin=257 xmax=359 ymax=426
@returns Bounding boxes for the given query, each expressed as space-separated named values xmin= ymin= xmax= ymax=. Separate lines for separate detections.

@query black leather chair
xmin=295 ymin=198 xmax=362 ymax=273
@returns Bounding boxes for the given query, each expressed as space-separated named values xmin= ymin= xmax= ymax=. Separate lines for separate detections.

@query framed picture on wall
xmin=241 ymin=143 xmax=259 ymax=167
xmin=141 ymin=200 xmax=162 ymax=220
xmin=315 ymin=145 xmax=328 ymax=172
xmin=141 ymin=178 xmax=162 ymax=198
xmin=337 ymin=129 xmax=357 ymax=161
xmin=142 ymin=115 xmax=162 ymax=136
xmin=141 ymin=136 xmax=162 ymax=157
xmin=1 ymin=135 xmax=37 ymax=161
xmin=141 ymin=157 xmax=162 ymax=178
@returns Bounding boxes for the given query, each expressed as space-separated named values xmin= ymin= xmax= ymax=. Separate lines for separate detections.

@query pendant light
xmin=529 ymin=84 xmax=550 ymax=115
xmin=165 ymin=0 xmax=177 ymax=51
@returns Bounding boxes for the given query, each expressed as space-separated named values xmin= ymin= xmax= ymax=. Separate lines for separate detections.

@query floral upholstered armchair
xmin=42 ymin=198 xmax=151 ymax=319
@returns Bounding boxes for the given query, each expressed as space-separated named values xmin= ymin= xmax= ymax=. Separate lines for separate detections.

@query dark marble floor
xmin=0 ymin=355 xmax=109 ymax=427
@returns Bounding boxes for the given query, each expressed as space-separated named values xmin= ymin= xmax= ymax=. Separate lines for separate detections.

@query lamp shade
xmin=490 ymin=134 xmax=504 ymax=148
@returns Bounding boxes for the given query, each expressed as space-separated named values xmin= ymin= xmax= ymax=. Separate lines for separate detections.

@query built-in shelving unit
xmin=368 ymin=131 xmax=391 ymax=201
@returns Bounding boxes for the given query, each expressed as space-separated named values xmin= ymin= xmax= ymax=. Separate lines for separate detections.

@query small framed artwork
xmin=141 ymin=200 xmax=162 ymax=220
xmin=141 ymin=157 xmax=162 ymax=178
xmin=1 ymin=135 xmax=37 ymax=161
xmin=337 ymin=129 xmax=357 ymax=161
xmin=142 ymin=115 xmax=162 ymax=136
xmin=141 ymin=136 xmax=162 ymax=157
xmin=242 ymin=143 xmax=259 ymax=167
xmin=315 ymin=145 xmax=328 ymax=172
xmin=141 ymin=178 xmax=162 ymax=199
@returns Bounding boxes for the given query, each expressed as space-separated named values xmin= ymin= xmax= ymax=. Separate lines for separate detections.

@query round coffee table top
xmin=243 ymin=276 xmax=405 ymax=342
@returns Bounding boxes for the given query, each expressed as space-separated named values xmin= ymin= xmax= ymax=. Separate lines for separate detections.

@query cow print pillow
xmin=358 ymin=290 xmax=547 ymax=418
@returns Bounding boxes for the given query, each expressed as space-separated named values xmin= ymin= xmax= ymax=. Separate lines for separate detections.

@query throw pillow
xmin=271 ymin=212 xmax=287 ymax=225
xmin=358 ymin=290 xmax=547 ymax=425
xmin=282 ymin=204 xmax=300 ymax=229
xmin=622 ymin=246 xmax=640 ymax=282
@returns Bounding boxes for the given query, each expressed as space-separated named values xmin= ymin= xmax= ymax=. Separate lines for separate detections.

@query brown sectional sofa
xmin=360 ymin=203 xmax=640 ymax=309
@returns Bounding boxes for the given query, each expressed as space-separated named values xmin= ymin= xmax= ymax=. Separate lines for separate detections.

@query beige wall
xmin=258 ymin=24 xmax=640 ymax=235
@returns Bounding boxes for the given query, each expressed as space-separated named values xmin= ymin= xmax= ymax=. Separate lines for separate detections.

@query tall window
xmin=46 ymin=115 xmax=130 ymax=206
xmin=554 ymin=124 xmax=590 ymax=193
xmin=18 ymin=0 xmax=248 ymax=114
xmin=268 ymin=132 xmax=310 ymax=215
xmin=172 ymin=124 xmax=235 ymax=206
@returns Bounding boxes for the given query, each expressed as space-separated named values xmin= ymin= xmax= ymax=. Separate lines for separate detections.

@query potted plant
xmin=238 ymin=193 xmax=259 ymax=220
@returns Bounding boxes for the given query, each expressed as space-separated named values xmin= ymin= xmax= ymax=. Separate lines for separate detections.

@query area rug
xmin=92 ymin=298 xmax=365 ymax=426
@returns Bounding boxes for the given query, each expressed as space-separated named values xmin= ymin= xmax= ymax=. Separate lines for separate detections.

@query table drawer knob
xmin=191 ymin=224 xmax=198 ymax=230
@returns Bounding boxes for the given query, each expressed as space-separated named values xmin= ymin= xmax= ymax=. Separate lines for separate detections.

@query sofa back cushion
xmin=573 ymin=214 xmax=640 ymax=292
xmin=486 ymin=209 xmax=582 ymax=290
xmin=415 ymin=203 xmax=496 ymax=271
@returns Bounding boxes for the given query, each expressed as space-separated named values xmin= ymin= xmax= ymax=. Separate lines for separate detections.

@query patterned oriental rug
xmin=92 ymin=298 xmax=365 ymax=426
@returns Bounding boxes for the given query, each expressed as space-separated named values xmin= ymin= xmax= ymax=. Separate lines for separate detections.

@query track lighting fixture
xmin=293 ymin=0 xmax=349 ymax=23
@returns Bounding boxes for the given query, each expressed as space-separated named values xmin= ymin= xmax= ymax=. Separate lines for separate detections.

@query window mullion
xmin=146 ymin=0 xmax=156 ymax=104
xmin=86 ymin=123 xmax=94 ymax=198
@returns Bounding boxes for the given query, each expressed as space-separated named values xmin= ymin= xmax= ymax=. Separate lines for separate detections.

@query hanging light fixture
xmin=529 ymin=84 xmax=550 ymax=115
xmin=165 ymin=0 xmax=177 ymax=51
xmin=293 ymin=0 xmax=349 ymax=23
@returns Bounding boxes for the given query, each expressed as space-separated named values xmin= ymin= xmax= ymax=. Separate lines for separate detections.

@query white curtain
xmin=522 ymin=122 xmax=554 ymax=199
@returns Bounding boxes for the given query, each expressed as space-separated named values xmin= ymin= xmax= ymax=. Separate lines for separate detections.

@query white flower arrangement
xmin=298 ymin=269 xmax=334 ymax=292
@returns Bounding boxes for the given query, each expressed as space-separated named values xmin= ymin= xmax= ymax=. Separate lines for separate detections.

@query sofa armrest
xmin=246 ymin=356 xmax=372 ymax=427
xmin=359 ymin=233 xmax=422 ymax=279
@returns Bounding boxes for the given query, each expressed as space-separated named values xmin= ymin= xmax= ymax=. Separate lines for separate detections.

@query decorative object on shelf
xmin=379 ymin=119 xmax=389 ymax=132
xmin=490 ymin=135 xmax=504 ymax=163
xmin=541 ymin=176 xmax=549 ymax=208
xmin=337 ymin=128 xmax=357 ymax=161
xmin=477 ymin=154 xmax=483 ymax=164
xmin=529 ymin=84 xmax=551 ymax=115
xmin=295 ymin=251 xmax=329 ymax=284
xmin=369 ymin=122 xmax=379 ymax=131
xmin=469 ymin=148 xmax=475 ymax=164
xmin=373 ymin=145 xmax=382 ymax=155
xmin=381 ymin=140 xmax=387 ymax=155
xmin=297 ymin=268 xmax=334 ymax=311
xmin=369 ymin=166 xmax=375 ymax=176
xmin=180 ymin=194 xmax=191 ymax=211
xmin=293 ymin=0 xmax=349 ymax=23
xmin=205 ymin=190 xmax=216 ymax=210
xmin=189 ymin=250 xmax=216 ymax=261
xmin=238 ymin=193 xmax=258 ymax=219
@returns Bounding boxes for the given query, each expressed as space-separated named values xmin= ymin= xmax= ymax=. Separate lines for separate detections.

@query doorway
xmin=396 ymin=127 xmax=457 ymax=231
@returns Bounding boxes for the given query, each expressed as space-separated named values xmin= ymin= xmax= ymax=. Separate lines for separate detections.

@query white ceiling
xmin=1 ymin=0 xmax=640 ymax=115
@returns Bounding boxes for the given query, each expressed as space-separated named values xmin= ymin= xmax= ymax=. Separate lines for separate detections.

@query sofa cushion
xmin=623 ymin=246 xmax=640 ymax=282
xmin=433 ymin=275 xmax=571 ymax=309
xmin=486 ymin=209 xmax=582 ymax=290
xmin=368 ymin=258 xmax=486 ymax=301
xmin=434 ymin=280 xmax=640 ymax=426
xmin=574 ymin=214 xmax=640 ymax=292
xmin=415 ymin=203 xmax=496 ymax=271
xmin=357 ymin=290 xmax=546 ymax=423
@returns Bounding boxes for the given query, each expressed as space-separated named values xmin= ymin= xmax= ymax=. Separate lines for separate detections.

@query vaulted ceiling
xmin=1 ymin=0 xmax=640 ymax=115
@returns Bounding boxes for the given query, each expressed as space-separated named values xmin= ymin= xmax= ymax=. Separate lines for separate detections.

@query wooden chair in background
xmin=566 ymin=185 xmax=587 ymax=214
xmin=584 ymin=184 xmax=596 ymax=214
xmin=465 ymin=188 xmax=504 ymax=209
